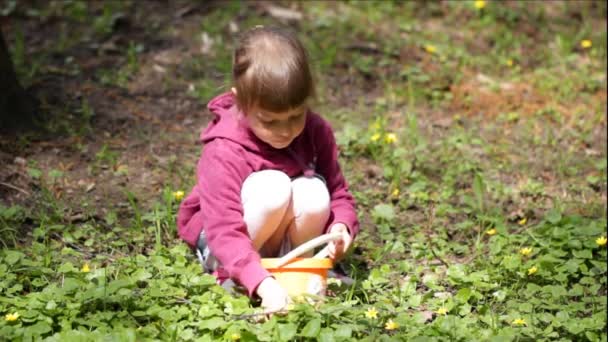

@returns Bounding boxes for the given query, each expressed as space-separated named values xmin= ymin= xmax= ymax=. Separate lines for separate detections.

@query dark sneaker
xmin=327 ymin=263 xmax=354 ymax=286
xmin=196 ymin=231 xmax=219 ymax=273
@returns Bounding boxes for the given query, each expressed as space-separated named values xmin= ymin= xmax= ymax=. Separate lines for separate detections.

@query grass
xmin=1 ymin=1 xmax=606 ymax=341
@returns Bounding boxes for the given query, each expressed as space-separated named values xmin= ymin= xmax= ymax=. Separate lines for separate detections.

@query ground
xmin=0 ymin=1 xmax=606 ymax=341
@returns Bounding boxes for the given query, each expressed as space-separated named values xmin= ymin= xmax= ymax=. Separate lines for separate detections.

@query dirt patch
xmin=448 ymin=70 xmax=606 ymax=120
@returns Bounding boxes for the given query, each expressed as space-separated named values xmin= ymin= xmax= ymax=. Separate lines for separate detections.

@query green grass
xmin=1 ymin=1 xmax=606 ymax=341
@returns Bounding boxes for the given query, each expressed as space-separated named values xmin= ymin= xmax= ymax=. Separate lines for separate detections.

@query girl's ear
xmin=231 ymin=87 xmax=237 ymax=95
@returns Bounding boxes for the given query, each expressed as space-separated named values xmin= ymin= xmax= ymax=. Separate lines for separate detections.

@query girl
xmin=177 ymin=26 xmax=359 ymax=312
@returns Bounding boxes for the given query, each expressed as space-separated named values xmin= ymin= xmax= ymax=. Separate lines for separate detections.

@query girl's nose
xmin=277 ymin=123 xmax=292 ymax=138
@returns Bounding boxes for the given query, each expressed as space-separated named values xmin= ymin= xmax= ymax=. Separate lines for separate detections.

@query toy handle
xmin=275 ymin=232 xmax=342 ymax=267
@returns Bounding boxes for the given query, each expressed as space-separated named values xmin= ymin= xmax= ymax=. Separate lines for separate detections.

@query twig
xmin=0 ymin=182 xmax=30 ymax=195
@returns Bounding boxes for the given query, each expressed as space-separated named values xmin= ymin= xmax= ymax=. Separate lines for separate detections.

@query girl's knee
xmin=242 ymin=170 xmax=292 ymax=212
xmin=291 ymin=176 xmax=330 ymax=215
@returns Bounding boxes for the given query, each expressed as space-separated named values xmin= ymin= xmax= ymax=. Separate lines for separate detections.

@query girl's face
xmin=246 ymin=103 xmax=308 ymax=149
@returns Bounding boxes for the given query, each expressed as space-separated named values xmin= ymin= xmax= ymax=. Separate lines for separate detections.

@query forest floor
xmin=0 ymin=1 xmax=606 ymax=341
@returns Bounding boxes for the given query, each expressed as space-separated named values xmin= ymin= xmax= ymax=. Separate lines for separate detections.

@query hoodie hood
xmin=201 ymin=92 xmax=270 ymax=153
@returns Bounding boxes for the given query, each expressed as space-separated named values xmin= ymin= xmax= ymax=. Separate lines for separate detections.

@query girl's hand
xmin=256 ymin=277 xmax=290 ymax=313
xmin=328 ymin=223 xmax=352 ymax=261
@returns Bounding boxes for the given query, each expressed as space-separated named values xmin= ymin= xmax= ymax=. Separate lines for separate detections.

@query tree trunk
xmin=0 ymin=29 xmax=37 ymax=133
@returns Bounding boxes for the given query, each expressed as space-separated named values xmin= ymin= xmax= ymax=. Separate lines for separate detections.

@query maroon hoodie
xmin=177 ymin=92 xmax=359 ymax=296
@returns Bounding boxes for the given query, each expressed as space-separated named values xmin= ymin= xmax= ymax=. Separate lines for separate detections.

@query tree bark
xmin=0 ymin=29 xmax=37 ymax=133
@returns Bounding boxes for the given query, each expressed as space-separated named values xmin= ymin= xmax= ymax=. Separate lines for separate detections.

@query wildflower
xmin=519 ymin=247 xmax=532 ymax=256
xmin=385 ymin=319 xmax=399 ymax=330
xmin=371 ymin=133 xmax=381 ymax=142
xmin=486 ymin=228 xmax=497 ymax=236
xmin=527 ymin=266 xmax=538 ymax=275
xmin=230 ymin=333 xmax=241 ymax=341
xmin=372 ymin=122 xmax=381 ymax=130
xmin=474 ymin=0 xmax=486 ymax=10
xmin=173 ymin=191 xmax=185 ymax=201
xmin=424 ymin=45 xmax=436 ymax=54
xmin=580 ymin=39 xmax=592 ymax=49
xmin=385 ymin=133 xmax=397 ymax=144
xmin=518 ymin=217 xmax=527 ymax=225
xmin=436 ymin=307 xmax=448 ymax=316
xmin=392 ymin=188 xmax=400 ymax=197
xmin=596 ymin=236 xmax=607 ymax=247
xmin=81 ymin=263 xmax=90 ymax=273
xmin=512 ymin=318 xmax=527 ymax=326
xmin=365 ymin=307 xmax=378 ymax=319
xmin=506 ymin=59 xmax=514 ymax=67
xmin=4 ymin=312 xmax=19 ymax=322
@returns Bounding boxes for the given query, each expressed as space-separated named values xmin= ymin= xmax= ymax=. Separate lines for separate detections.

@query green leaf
xmin=519 ymin=302 xmax=533 ymax=313
xmin=334 ymin=325 xmax=352 ymax=339
xmin=300 ymin=318 xmax=321 ymax=338
xmin=455 ymin=288 xmax=472 ymax=303
xmin=319 ymin=328 xmax=336 ymax=342
xmin=107 ymin=279 xmax=132 ymax=294
xmin=26 ymin=321 xmax=52 ymax=336
xmin=278 ymin=323 xmax=297 ymax=342
xmin=555 ymin=311 xmax=570 ymax=322
xmin=572 ymin=249 xmax=593 ymax=259
xmin=3 ymin=251 xmax=24 ymax=265
xmin=198 ymin=317 xmax=225 ymax=331
xmin=544 ymin=285 xmax=567 ymax=298
xmin=545 ymin=208 xmax=562 ymax=224
xmin=45 ymin=300 xmax=57 ymax=310
xmin=569 ymin=284 xmax=584 ymax=296
xmin=131 ymin=269 xmax=152 ymax=282
xmin=58 ymin=262 xmax=77 ymax=273
xmin=27 ymin=167 xmax=42 ymax=179
xmin=372 ymin=204 xmax=395 ymax=223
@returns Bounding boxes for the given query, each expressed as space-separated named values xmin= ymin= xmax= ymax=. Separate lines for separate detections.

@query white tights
xmin=241 ymin=170 xmax=330 ymax=258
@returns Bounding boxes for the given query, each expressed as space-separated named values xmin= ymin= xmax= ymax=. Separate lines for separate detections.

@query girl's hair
xmin=232 ymin=26 xmax=315 ymax=114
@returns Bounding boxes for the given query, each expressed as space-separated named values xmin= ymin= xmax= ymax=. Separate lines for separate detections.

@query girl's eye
xmin=290 ymin=113 xmax=305 ymax=121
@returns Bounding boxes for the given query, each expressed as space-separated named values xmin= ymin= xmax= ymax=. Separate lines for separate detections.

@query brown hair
xmin=232 ymin=26 xmax=315 ymax=114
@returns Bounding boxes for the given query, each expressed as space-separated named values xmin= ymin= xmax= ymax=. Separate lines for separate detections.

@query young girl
xmin=177 ymin=26 xmax=359 ymax=312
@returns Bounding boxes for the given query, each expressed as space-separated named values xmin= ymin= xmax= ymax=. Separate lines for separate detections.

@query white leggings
xmin=241 ymin=170 xmax=330 ymax=257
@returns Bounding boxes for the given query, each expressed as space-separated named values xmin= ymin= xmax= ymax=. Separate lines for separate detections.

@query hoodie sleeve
xmin=315 ymin=119 xmax=360 ymax=237
xmin=195 ymin=141 xmax=271 ymax=296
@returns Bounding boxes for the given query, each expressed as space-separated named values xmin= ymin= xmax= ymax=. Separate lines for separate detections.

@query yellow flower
xmin=372 ymin=122 xmax=381 ymax=130
xmin=506 ymin=59 xmax=514 ymax=67
xmin=173 ymin=191 xmax=185 ymax=201
xmin=424 ymin=45 xmax=436 ymax=54
xmin=519 ymin=247 xmax=532 ymax=256
xmin=392 ymin=188 xmax=400 ymax=197
xmin=4 ymin=312 xmax=19 ymax=321
xmin=486 ymin=228 xmax=497 ymax=236
xmin=371 ymin=133 xmax=381 ymax=142
xmin=81 ymin=263 xmax=90 ymax=273
xmin=385 ymin=133 xmax=397 ymax=144
xmin=596 ymin=236 xmax=607 ymax=247
xmin=365 ymin=307 xmax=378 ymax=319
xmin=385 ymin=319 xmax=399 ymax=330
xmin=518 ymin=217 xmax=527 ymax=225
xmin=230 ymin=333 xmax=241 ymax=341
xmin=527 ymin=266 xmax=538 ymax=275
xmin=474 ymin=0 xmax=486 ymax=10
xmin=580 ymin=39 xmax=592 ymax=49
xmin=436 ymin=307 xmax=448 ymax=316
xmin=512 ymin=318 xmax=527 ymax=326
